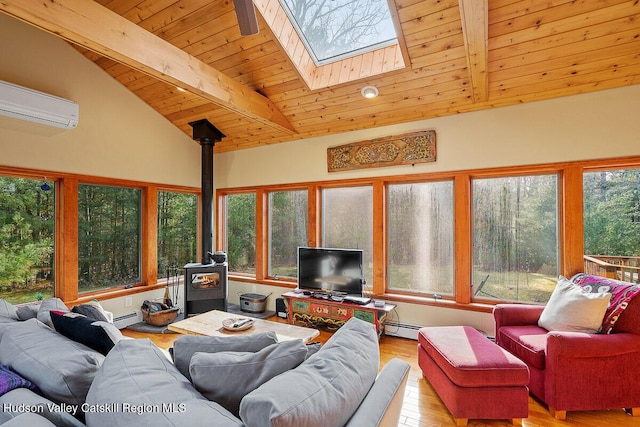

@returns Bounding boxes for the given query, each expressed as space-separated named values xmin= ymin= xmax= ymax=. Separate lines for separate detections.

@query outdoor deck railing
xmin=584 ymin=255 xmax=640 ymax=284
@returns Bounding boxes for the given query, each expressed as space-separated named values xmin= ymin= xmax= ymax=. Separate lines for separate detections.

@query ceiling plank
xmin=458 ymin=0 xmax=488 ymax=102
xmin=0 ymin=0 xmax=296 ymax=134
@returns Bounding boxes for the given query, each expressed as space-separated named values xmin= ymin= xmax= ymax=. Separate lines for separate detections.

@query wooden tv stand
xmin=282 ymin=292 xmax=395 ymax=338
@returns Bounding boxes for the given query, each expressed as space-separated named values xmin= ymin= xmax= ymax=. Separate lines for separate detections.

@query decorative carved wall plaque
xmin=327 ymin=130 xmax=436 ymax=172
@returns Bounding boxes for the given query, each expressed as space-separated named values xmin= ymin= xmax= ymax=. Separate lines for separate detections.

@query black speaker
xmin=275 ymin=297 xmax=287 ymax=319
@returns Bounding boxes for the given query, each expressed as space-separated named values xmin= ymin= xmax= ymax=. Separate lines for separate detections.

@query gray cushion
xmin=190 ymin=340 xmax=308 ymax=415
xmin=36 ymin=298 xmax=69 ymax=327
xmin=0 ymin=323 xmax=17 ymax=341
xmin=0 ymin=388 xmax=85 ymax=427
xmin=72 ymin=303 xmax=109 ymax=322
xmin=16 ymin=304 xmax=39 ymax=321
xmin=345 ymin=358 xmax=411 ymax=427
xmin=85 ymin=338 xmax=243 ymax=427
xmin=0 ymin=299 xmax=18 ymax=321
xmin=173 ymin=331 xmax=278 ymax=381
xmin=0 ymin=318 xmax=104 ymax=406
xmin=239 ymin=317 xmax=380 ymax=427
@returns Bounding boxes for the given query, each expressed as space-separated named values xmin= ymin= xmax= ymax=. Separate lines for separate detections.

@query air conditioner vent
xmin=0 ymin=80 xmax=79 ymax=129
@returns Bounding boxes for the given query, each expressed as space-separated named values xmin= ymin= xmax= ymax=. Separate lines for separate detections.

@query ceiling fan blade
xmin=233 ymin=0 xmax=259 ymax=36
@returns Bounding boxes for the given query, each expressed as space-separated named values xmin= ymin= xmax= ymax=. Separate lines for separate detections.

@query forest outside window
xmin=225 ymin=192 xmax=257 ymax=275
xmin=268 ymin=190 xmax=308 ymax=279
xmin=0 ymin=176 xmax=55 ymax=303
xmin=583 ymin=168 xmax=640 ymax=280
xmin=157 ymin=191 xmax=198 ymax=279
xmin=471 ymin=174 xmax=559 ymax=303
xmin=78 ymin=184 xmax=141 ymax=293
xmin=387 ymin=181 xmax=455 ymax=296
xmin=322 ymin=186 xmax=373 ymax=292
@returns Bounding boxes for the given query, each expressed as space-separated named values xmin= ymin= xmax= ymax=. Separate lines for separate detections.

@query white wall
xmin=0 ymin=14 xmax=200 ymax=186
xmin=215 ymin=85 xmax=640 ymax=188
xmin=215 ymin=84 xmax=640 ymax=335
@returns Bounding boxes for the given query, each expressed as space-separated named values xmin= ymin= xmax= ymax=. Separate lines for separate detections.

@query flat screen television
xmin=297 ymin=247 xmax=364 ymax=296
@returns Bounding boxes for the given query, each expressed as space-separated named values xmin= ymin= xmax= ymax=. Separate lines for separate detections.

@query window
xmin=226 ymin=193 xmax=257 ymax=275
xmin=387 ymin=181 xmax=454 ymax=295
xmin=157 ymin=191 xmax=198 ymax=278
xmin=216 ymin=157 xmax=640 ymax=309
xmin=279 ymin=0 xmax=397 ymax=64
xmin=584 ymin=168 xmax=640 ymax=281
xmin=78 ymin=184 xmax=141 ymax=293
xmin=322 ymin=186 xmax=373 ymax=291
xmin=0 ymin=177 xmax=55 ymax=303
xmin=269 ymin=190 xmax=308 ymax=278
xmin=472 ymin=175 xmax=559 ymax=303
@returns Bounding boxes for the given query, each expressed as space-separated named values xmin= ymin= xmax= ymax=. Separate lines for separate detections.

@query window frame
xmin=267 ymin=188 xmax=309 ymax=281
xmin=469 ymin=172 xmax=560 ymax=304
xmin=77 ymin=182 xmax=143 ymax=294
xmin=320 ymin=183 xmax=375 ymax=293
xmin=217 ymin=157 xmax=640 ymax=313
xmin=220 ymin=189 xmax=259 ymax=278
xmin=0 ymin=174 xmax=56 ymax=303
xmin=278 ymin=0 xmax=399 ymax=66
xmin=386 ymin=178 xmax=456 ymax=299
xmin=0 ymin=166 xmax=200 ymax=305
xmin=157 ymin=190 xmax=199 ymax=280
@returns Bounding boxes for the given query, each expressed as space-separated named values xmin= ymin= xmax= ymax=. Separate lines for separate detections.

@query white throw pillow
xmin=538 ymin=276 xmax=611 ymax=333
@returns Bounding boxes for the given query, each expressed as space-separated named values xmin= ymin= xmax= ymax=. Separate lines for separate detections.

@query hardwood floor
xmin=122 ymin=322 xmax=640 ymax=427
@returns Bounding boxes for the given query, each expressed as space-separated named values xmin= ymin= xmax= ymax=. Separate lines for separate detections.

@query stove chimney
xmin=189 ymin=119 xmax=225 ymax=265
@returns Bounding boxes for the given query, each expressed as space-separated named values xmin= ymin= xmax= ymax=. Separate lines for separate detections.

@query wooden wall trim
xmin=255 ymin=189 xmax=268 ymax=281
xmin=142 ymin=186 xmax=158 ymax=285
xmin=58 ymin=177 xmax=78 ymax=302
xmin=372 ymin=180 xmax=386 ymax=296
xmin=561 ymin=166 xmax=585 ymax=277
xmin=308 ymin=185 xmax=319 ymax=248
xmin=454 ymin=175 xmax=472 ymax=304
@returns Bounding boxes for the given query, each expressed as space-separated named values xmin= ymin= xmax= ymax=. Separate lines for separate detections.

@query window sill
xmin=379 ymin=292 xmax=496 ymax=314
xmin=64 ymin=282 xmax=167 ymax=306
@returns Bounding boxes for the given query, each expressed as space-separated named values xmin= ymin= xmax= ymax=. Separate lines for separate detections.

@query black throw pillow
xmin=50 ymin=311 xmax=122 ymax=355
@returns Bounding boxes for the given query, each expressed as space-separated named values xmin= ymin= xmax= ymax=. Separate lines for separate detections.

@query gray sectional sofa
xmin=0 ymin=301 xmax=410 ymax=427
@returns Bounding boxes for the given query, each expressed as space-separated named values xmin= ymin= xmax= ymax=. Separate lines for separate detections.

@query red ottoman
xmin=418 ymin=326 xmax=529 ymax=426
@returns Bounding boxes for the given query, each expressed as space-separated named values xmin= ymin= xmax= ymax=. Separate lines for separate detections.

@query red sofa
xmin=493 ymin=274 xmax=640 ymax=420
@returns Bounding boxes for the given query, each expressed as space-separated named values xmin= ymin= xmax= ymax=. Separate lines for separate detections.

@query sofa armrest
xmin=345 ymin=358 xmax=410 ymax=427
xmin=494 ymin=303 xmax=544 ymax=328
xmin=546 ymin=331 xmax=640 ymax=358
xmin=544 ymin=331 xmax=640 ymax=411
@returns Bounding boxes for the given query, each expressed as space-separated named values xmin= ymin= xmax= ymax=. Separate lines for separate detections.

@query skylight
xmin=279 ymin=0 xmax=398 ymax=65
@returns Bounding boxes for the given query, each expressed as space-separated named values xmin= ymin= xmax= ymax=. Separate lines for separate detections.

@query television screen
xmin=297 ymin=247 xmax=364 ymax=296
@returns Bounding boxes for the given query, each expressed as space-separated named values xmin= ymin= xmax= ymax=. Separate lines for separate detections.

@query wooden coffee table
xmin=168 ymin=310 xmax=320 ymax=343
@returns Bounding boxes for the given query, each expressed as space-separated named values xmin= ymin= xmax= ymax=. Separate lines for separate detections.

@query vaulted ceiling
xmin=2 ymin=0 xmax=639 ymax=152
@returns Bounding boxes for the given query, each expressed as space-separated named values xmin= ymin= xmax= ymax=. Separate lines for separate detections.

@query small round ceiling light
xmin=361 ymin=85 xmax=379 ymax=99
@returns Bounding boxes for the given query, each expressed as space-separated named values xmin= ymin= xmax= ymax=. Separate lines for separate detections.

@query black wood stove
xmin=183 ymin=119 xmax=228 ymax=318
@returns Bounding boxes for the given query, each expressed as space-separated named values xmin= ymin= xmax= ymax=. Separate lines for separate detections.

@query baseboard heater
xmin=113 ymin=312 xmax=140 ymax=329
xmin=384 ymin=322 xmax=422 ymax=340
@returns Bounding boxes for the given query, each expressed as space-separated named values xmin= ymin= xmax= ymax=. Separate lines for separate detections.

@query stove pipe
xmin=189 ymin=119 xmax=225 ymax=265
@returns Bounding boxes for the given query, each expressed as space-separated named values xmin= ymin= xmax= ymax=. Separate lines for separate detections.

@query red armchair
xmin=493 ymin=277 xmax=640 ymax=420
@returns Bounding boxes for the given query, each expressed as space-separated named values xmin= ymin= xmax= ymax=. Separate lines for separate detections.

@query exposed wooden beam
xmin=458 ymin=0 xmax=488 ymax=102
xmin=0 ymin=0 xmax=296 ymax=134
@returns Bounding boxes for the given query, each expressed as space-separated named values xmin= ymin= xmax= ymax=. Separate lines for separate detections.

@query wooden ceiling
xmin=2 ymin=0 xmax=639 ymax=152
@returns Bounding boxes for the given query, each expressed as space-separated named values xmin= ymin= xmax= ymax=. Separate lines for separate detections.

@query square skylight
xmin=279 ymin=0 xmax=398 ymax=65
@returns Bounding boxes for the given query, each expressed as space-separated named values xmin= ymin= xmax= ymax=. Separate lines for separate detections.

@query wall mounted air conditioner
xmin=0 ymin=80 xmax=79 ymax=129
